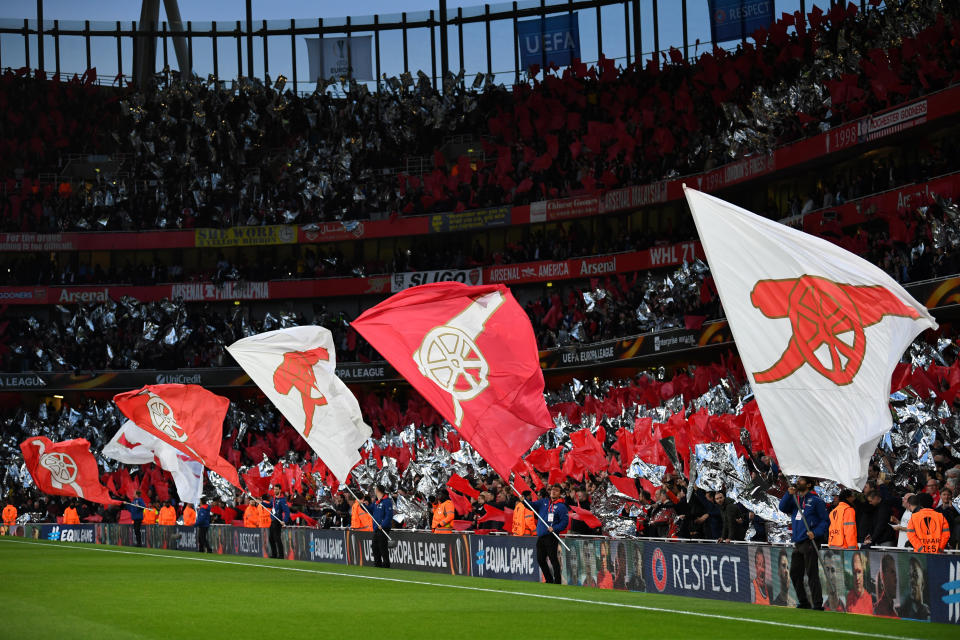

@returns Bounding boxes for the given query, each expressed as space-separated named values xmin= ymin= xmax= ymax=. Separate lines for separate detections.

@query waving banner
xmin=103 ymin=420 xmax=204 ymax=505
xmin=351 ymin=282 xmax=553 ymax=480
xmin=20 ymin=437 xmax=118 ymax=505
xmin=113 ymin=384 xmax=240 ymax=488
xmin=683 ymin=186 xmax=937 ymax=488
xmin=226 ymin=326 xmax=372 ymax=484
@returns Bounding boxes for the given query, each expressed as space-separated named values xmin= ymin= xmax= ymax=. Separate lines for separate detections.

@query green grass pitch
xmin=1 ymin=538 xmax=956 ymax=640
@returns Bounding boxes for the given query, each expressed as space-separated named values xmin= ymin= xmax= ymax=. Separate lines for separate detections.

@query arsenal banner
xmin=103 ymin=420 xmax=204 ymax=505
xmin=112 ymin=384 xmax=240 ymax=488
xmin=351 ymin=283 xmax=553 ymax=479
xmin=226 ymin=326 xmax=372 ymax=484
xmin=684 ymin=187 xmax=937 ymax=488
xmin=20 ymin=437 xmax=118 ymax=505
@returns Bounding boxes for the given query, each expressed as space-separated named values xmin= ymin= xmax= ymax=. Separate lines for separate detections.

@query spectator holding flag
xmin=529 ymin=485 xmax=569 ymax=585
xmin=196 ymin=498 xmax=212 ymax=553
xmin=129 ymin=491 xmax=146 ymax=547
xmin=266 ymin=484 xmax=291 ymax=560
xmin=779 ymin=477 xmax=829 ymax=610
xmin=367 ymin=485 xmax=394 ymax=569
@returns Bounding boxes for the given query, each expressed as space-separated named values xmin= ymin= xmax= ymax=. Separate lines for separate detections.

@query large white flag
xmin=684 ymin=186 xmax=937 ymax=488
xmin=103 ymin=420 xmax=204 ymax=504
xmin=226 ymin=326 xmax=372 ymax=484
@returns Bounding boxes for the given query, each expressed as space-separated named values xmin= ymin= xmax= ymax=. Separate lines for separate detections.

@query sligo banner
xmin=391 ymin=268 xmax=483 ymax=293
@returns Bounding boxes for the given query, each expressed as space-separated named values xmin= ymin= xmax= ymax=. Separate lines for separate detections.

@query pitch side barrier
xmin=12 ymin=524 xmax=960 ymax=625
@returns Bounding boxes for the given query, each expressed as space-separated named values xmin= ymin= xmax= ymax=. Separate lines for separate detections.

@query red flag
xmin=569 ymin=505 xmax=602 ymax=528
xmin=352 ymin=283 xmax=553 ymax=479
xmin=20 ymin=437 xmax=118 ymax=506
xmin=113 ymin=384 xmax=240 ymax=488
xmin=512 ymin=474 xmax=534 ymax=496
xmin=449 ymin=489 xmax=473 ymax=516
xmin=446 ymin=473 xmax=480 ymax=499
xmin=609 ymin=475 xmax=641 ymax=501
xmin=478 ymin=504 xmax=506 ymax=523
xmin=452 ymin=520 xmax=473 ymax=531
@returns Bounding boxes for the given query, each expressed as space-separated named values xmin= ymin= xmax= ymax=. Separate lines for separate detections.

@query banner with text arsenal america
xmin=352 ymin=282 xmax=553 ymax=480
xmin=683 ymin=187 xmax=937 ymax=488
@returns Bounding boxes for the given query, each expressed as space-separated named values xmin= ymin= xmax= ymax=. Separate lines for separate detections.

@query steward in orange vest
xmin=828 ymin=490 xmax=858 ymax=549
xmin=158 ymin=502 xmax=177 ymax=525
xmin=243 ymin=501 xmax=260 ymax=528
xmin=63 ymin=503 xmax=81 ymax=525
xmin=182 ymin=504 xmax=197 ymax=527
xmin=2 ymin=503 xmax=17 ymax=526
xmin=511 ymin=494 xmax=537 ymax=536
xmin=143 ymin=505 xmax=159 ymax=525
xmin=907 ymin=493 xmax=950 ymax=553
xmin=349 ymin=495 xmax=373 ymax=531
xmin=257 ymin=501 xmax=271 ymax=528
xmin=432 ymin=490 xmax=455 ymax=533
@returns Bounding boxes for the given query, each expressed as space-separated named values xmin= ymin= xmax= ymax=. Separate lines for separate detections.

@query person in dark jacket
xmin=196 ymin=497 xmax=212 ymax=553
xmin=778 ymin=477 xmax=829 ymax=610
xmin=129 ymin=491 xmax=146 ymax=547
xmin=528 ymin=485 xmax=569 ymax=584
xmin=721 ymin=495 xmax=748 ymax=542
xmin=265 ymin=484 xmax=292 ymax=559
xmin=367 ymin=484 xmax=394 ymax=568
xmin=694 ymin=490 xmax=723 ymax=539
xmin=861 ymin=491 xmax=894 ymax=547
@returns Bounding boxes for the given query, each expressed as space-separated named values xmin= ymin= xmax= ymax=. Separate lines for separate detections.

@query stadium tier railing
xmin=8 ymin=523 xmax=959 ymax=624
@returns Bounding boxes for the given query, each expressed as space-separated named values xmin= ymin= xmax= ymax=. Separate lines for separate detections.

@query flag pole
xmin=510 ymin=483 xmax=570 ymax=551
xmin=345 ymin=485 xmax=393 ymax=542
xmin=243 ymin=490 xmax=287 ymax=527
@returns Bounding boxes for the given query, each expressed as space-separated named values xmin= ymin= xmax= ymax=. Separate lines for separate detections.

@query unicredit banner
xmin=16 ymin=525 xmax=957 ymax=626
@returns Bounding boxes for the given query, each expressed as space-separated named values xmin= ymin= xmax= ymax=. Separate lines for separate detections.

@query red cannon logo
xmin=273 ymin=348 xmax=330 ymax=438
xmin=751 ymin=275 xmax=921 ymax=385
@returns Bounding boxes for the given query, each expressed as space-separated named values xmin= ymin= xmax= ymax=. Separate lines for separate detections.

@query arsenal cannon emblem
xmin=750 ymin=275 xmax=922 ymax=385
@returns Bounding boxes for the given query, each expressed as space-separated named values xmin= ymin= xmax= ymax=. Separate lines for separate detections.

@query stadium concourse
xmin=1 ymin=0 xmax=960 ymax=635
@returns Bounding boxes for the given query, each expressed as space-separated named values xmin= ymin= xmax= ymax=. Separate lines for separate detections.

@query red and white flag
xmin=113 ymin=384 xmax=240 ymax=488
xmin=103 ymin=420 xmax=204 ymax=505
xmin=20 ymin=437 xmax=118 ymax=505
xmin=684 ymin=186 xmax=937 ymax=488
xmin=226 ymin=326 xmax=372 ymax=485
xmin=351 ymin=282 xmax=553 ymax=480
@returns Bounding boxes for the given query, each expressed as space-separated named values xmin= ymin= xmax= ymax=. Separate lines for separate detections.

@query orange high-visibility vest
xmin=243 ymin=505 xmax=259 ymax=528
xmin=182 ymin=506 xmax=196 ymax=527
xmin=143 ymin=508 xmax=158 ymax=525
xmin=906 ymin=508 xmax=950 ymax=553
xmin=351 ymin=501 xmax=373 ymax=531
xmin=2 ymin=504 xmax=17 ymax=525
xmin=63 ymin=507 xmax=80 ymax=525
xmin=432 ymin=500 xmax=455 ymax=533
xmin=257 ymin=504 xmax=271 ymax=528
xmin=158 ymin=506 xmax=177 ymax=525
xmin=828 ymin=502 xmax=858 ymax=549
xmin=511 ymin=502 xmax=536 ymax=536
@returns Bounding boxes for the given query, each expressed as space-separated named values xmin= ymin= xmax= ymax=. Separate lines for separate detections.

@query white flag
xmin=684 ymin=186 xmax=937 ymax=488
xmin=226 ymin=326 xmax=372 ymax=484
xmin=103 ymin=420 xmax=203 ymax=504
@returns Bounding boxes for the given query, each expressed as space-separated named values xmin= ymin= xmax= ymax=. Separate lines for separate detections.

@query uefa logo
xmin=651 ymin=547 xmax=667 ymax=592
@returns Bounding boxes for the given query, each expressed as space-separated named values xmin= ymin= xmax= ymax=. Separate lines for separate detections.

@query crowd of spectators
xmin=2 ymin=335 xmax=958 ymax=551
xmin=0 ymin=1 xmax=957 ymax=234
